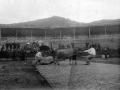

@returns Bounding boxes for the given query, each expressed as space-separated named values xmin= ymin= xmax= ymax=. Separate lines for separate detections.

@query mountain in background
xmin=8 ymin=16 xmax=81 ymax=28
xmin=0 ymin=16 xmax=120 ymax=28
xmin=86 ymin=19 xmax=120 ymax=26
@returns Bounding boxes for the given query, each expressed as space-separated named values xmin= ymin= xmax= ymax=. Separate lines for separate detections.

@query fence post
xmin=0 ymin=29 xmax=1 ymax=44
xmin=89 ymin=27 xmax=91 ymax=37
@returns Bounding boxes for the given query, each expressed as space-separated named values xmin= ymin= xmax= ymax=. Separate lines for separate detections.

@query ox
xmin=52 ymin=48 xmax=81 ymax=65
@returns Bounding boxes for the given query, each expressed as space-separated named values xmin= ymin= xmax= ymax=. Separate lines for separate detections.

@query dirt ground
xmin=36 ymin=59 xmax=120 ymax=90
xmin=0 ymin=58 xmax=120 ymax=90
xmin=0 ymin=59 xmax=53 ymax=90
xmin=79 ymin=57 xmax=120 ymax=65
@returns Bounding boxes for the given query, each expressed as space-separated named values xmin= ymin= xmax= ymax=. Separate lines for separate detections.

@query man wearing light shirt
xmin=33 ymin=49 xmax=53 ymax=65
xmin=32 ymin=50 xmax=43 ymax=65
xmin=84 ymin=45 xmax=96 ymax=65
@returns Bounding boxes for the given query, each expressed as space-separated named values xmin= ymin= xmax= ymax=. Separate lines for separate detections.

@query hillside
xmin=88 ymin=19 xmax=120 ymax=26
xmin=8 ymin=16 xmax=81 ymax=28
xmin=0 ymin=16 xmax=120 ymax=28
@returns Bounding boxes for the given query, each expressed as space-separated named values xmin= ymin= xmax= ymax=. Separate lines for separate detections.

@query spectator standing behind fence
xmin=9 ymin=42 xmax=12 ymax=50
xmin=1 ymin=45 xmax=5 ymax=51
xmin=67 ymin=44 xmax=71 ymax=48
xmin=71 ymin=43 xmax=74 ymax=48
xmin=85 ymin=42 xmax=89 ymax=49
xmin=13 ymin=42 xmax=16 ymax=49
xmin=12 ymin=49 xmax=16 ymax=61
xmin=104 ymin=47 xmax=108 ymax=59
xmin=5 ymin=41 xmax=9 ymax=50
xmin=104 ymin=47 xmax=110 ymax=59
xmin=59 ymin=44 xmax=62 ymax=49
xmin=0 ymin=45 xmax=5 ymax=58
xmin=119 ymin=47 xmax=120 ymax=56
xmin=20 ymin=48 xmax=26 ymax=61
xmin=17 ymin=42 xmax=20 ymax=49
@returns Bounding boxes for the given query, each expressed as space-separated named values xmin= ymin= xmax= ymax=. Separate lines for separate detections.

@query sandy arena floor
xmin=36 ymin=59 xmax=120 ymax=90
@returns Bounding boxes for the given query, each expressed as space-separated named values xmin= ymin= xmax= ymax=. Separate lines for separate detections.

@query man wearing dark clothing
xmin=104 ymin=47 xmax=106 ymax=59
xmin=1 ymin=45 xmax=5 ymax=51
xmin=9 ymin=43 xmax=12 ymax=50
xmin=98 ymin=43 xmax=101 ymax=51
xmin=104 ymin=47 xmax=110 ymax=59
xmin=13 ymin=42 xmax=17 ymax=49
xmin=12 ymin=49 xmax=16 ymax=61
xmin=6 ymin=41 xmax=9 ymax=50
xmin=72 ymin=54 xmax=77 ymax=65
xmin=17 ymin=43 xmax=20 ymax=49
xmin=71 ymin=43 xmax=74 ymax=48
xmin=7 ymin=42 xmax=10 ymax=50
xmin=59 ymin=44 xmax=62 ymax=49
xmin=119 ymin=47 xmax=120 ymax=57
xmin=85 ymin=42 xmax=89 ymax=49
xmin=67 ymin=44 xmax=71 ymax=48
xmin=20 ymin=49 xmax=26 ymax=61
xmin=0 ymin=46 xmax=5 ymax=58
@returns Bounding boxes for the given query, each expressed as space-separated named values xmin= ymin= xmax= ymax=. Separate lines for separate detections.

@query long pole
xmin=60 ymin=29 xmax=61 ymax=40
xmin=73 ymin=28 xmax=76 ymax=40
xmin=0 ymin=29 xmax=1 ymax=41
xmin=105 ymin=27 xmax=107 ymax=35
xmin=31 ymin=29 xmax=32 ymax=42
xmin=16 ymin=29 xmax=17 ymax=41
xmin=89 ymin=27 xmax=91 ymax=37
xmin=0 ymin=29 xmax=1 ymax=45
xmin=45 ymin=30 xmax=46 ymax=40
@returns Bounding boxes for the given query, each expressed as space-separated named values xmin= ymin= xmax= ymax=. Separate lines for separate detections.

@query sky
xmin=0 ymin=0 xmax=120 ymax=24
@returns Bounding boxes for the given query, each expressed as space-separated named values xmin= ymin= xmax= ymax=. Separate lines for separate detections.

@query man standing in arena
xmin=20 ymin=48 xmax=26 ymax=61
xmin=84 ymin=45 xmax=96 ymax=65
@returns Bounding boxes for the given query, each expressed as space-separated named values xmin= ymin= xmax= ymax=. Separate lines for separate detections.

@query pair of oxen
xmin=34 ymin=47 xmax=82 ymax=65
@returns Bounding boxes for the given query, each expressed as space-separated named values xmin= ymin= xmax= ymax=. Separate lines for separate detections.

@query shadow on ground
xmin=0 ymin=60 xmax=53 ymax=90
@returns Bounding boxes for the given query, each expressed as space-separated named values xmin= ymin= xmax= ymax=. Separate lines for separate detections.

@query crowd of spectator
xmin=57 ymin=41 xmax=120 ymax=59
xmin=85 ymin=42 xmax=101 ymax=50
xmin=0 ymin=40 xmax=120 ymax=61
xmin=0 ymin=41 xmax=26 ymax=61
xmin=85 ymin=42 xmax=120 ymax=59
xmin=4 ymin=41 xmax=20 ymax=50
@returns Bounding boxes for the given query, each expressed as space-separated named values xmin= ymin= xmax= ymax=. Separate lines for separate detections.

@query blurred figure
xmin=12 ymin=49 xmax=16 ymax=61
xmin=9 ymin=41 xmax=12 ymax=50
xmin=85 ymin=42 xmax=89 ymax=49
xmin=104 ymin=47 xmax=108 ymax=59
xmin=1 ymin=45 xmax=5 ymax=51
xmin=67 ymin=44 xmax=71 ymax=48
xmin=84 ymin=45 xmax=96 ymax=65
xmin=0 ymin=45 xmax=5 ymax=59
xmin=17 ymin=42 xmax=20 ymax=49
xmin=71 ymin=43 xmax=74 ymax=48
xmin=20 ymin=48 xmax=26 ymax=61
xmin=5 ymin=41 xmax=9 ymax=50
xmin=32 ymin=50 xmax=43 ymax=65
xmin=12 ymin=42 xmax=15 ymax=50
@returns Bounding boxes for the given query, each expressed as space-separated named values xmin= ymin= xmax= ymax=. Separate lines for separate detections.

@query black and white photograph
xmin=0 ymin=0 xmax=120 ymax=90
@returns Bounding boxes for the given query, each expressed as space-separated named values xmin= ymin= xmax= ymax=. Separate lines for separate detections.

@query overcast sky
xmin=0 ymin=0 xmax=120 ymax=24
